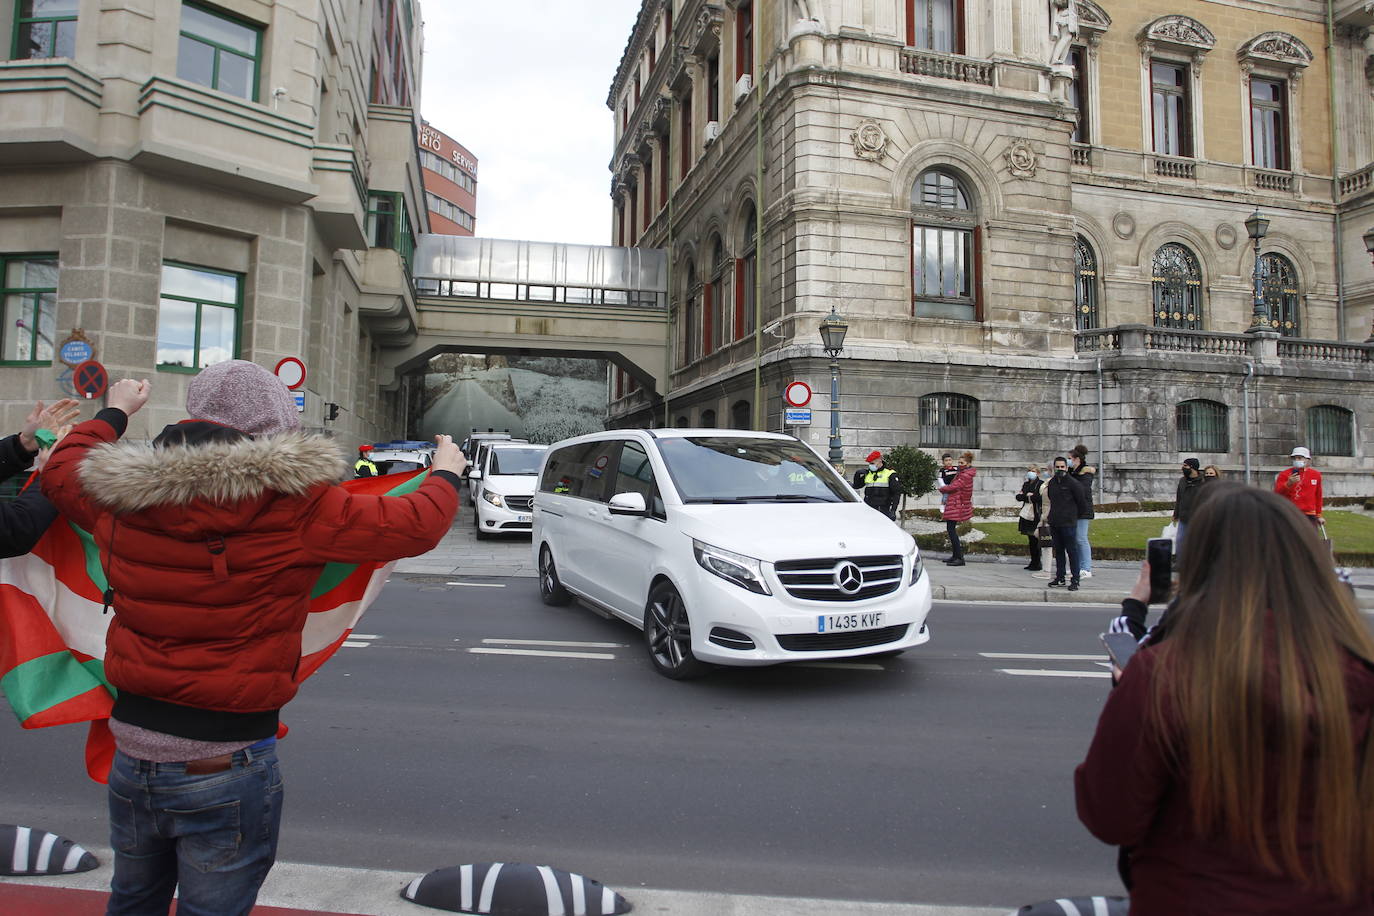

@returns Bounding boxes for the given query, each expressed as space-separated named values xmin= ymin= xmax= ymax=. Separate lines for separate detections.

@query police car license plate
xmin=817 ymin=612 xmax=885 ymax=633
xmin=517 ymin=514 xmax=531 ymax=523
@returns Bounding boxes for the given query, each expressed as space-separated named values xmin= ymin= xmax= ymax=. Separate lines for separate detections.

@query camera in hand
xmin=1146 ymin=538 xmax=1173 ymax=605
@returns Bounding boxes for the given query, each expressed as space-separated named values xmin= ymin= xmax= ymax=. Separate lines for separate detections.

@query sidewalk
xmin=393 ymin=513 xmax=1374 ymax=608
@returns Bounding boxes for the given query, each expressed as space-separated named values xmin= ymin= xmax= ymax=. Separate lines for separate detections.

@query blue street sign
xmin=59 ymin=340 xmax=93 ymax=365
xmin=784 ymin=408 xmax=812 ymax=426
xmin=293 ymin=391 xmax=305 ymax=413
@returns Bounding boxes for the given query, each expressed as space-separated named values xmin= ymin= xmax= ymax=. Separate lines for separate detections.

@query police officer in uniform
xmin=852 ymin=450 xmax=901 ymax=520
xmin=354 ymin=444 xmax=378 ymax=477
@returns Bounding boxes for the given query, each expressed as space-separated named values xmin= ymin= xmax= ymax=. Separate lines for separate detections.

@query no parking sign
xmin=73 ymin=360 xmax=107 ymax=399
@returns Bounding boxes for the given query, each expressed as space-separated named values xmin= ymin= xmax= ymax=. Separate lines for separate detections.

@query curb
xmin=930 ymin=585 xmax=1374 ymax=610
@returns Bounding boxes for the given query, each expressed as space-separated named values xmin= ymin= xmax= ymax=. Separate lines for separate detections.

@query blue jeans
xmin=106 ymin=741 xmax=283 ymax=916
xmin=1075 ymin=518 xmax=1092 ymax=573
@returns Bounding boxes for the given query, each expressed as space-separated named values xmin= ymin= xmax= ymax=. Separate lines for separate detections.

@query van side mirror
xmin=469 ymin=469 xmax=482 ymax=480
xmin=608 ymin=492 xmax=648 ymax=516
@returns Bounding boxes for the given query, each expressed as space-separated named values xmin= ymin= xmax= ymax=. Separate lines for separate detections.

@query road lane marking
xmin=792 ymin=662 xmax=886 ymax=671
xmin=447 ymin=581 xmax=507 ymax=587
xmin=468 ymin=648 xmax=616 ymax=660
xmin=349 ymin=634 xmax=380 ymax=640
xmin=980 ymin=652 xmax=1100 ymax=660
xmin=342 ymin=641 xmax=373 ymax=648
xmin=481 ymin=638 xmax=626 ymax=648
xmin=998 ymin=668 xmax=1112 ymax=679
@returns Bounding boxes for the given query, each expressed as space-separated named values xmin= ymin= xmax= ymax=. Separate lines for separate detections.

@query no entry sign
xmin=73 ymin=360 xmax=108 ymax=400
xmin=783 ymin=381 xmax=812 ymax=408
xmin=274 ymin=357 xmax=307 ymax=390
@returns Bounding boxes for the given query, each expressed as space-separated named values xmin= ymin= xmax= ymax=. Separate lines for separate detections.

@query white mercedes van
xmin=531 ymin=429 xmax=932 ymax=679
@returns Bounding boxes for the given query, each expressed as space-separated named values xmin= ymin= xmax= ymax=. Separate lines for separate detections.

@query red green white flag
xmin=0 ymin=469 xmax=431 ymax=782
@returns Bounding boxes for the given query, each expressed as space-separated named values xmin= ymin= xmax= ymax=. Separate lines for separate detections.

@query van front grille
xmin=777 ymin=624 xmax=909 ymax=652
xmin=773 ymin=555 xmax=903 ymax=602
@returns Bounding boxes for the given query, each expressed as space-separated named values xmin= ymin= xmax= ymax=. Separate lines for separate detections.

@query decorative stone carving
xmin=1215 ymin=223 xmax=1238 ymax=251
xmin=850 ymin=120 xmax=889 ymax=162
xmin=1075 ymin=0 xmax=1111 ymax=33
xmin=687 ymin=4 xmax=724 ymax=56
xmin=1237 ymin=32 xmax=1314 ymax=75
xmin=1002 ymin=139 xmax=1038 ymax=178
xmin=1112 ymin=212 xmax=1136 ymax=240
xmin=1139 ymin=15 xmax=1216 ymax=55
xmin=1049 ymin=0 xmax=1079 ymax=67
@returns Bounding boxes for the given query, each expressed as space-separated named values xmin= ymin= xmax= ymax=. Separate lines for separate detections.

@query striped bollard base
xmin=1011 ymin=897 xmax=1129 ymax=916
xmin=402 ymin=862 xmax=631 ymax=914
xmin=0 ymin=825 xmax=99 ymax=876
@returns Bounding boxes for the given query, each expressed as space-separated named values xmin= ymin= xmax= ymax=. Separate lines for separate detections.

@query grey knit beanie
xmin=186 ymin=359 xmax=301 ymax=436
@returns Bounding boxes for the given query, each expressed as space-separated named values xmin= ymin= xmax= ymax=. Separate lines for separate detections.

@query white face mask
xmin=1293 ymin=459 xmax=1307 ymax=469
xmin=1026 ymin=472 xmax=1037 ymax=480
xmin=867 ymin=462 xmax=878 ymax=471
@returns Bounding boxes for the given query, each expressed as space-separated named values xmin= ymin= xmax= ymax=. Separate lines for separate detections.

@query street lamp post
xmin=1245 ymin=209 xmax=1272 ymax=333
xmin=818 ymin=307 xmax=849 ymax=465
xmin=1363 ymin=227 xmax=1374 ymax=343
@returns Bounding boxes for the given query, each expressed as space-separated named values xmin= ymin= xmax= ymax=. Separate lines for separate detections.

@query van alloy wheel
xmin=644 ymin=583 xmax=707 ymax=679
xmin=538 ymin=545 xmax=572 ymax=606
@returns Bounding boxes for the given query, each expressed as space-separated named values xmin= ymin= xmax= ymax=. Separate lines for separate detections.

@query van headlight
xmin=908 ymin=544 xmax=924 ymax=586
xmin=482 ymin=491 xmax=504 ymax=508
xmin=693 ymin=540 xmax=771 ymax=595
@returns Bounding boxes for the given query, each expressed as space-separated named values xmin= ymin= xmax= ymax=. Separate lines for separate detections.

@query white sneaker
xmin=1080 ymin=571 xmax=1093 ymax=579
xmin=1030 ymin=571 xmax=1052 ymax=579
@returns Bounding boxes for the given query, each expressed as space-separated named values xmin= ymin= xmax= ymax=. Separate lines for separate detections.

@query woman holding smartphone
xmin=1075 ymin=483 xmax=1374 ymax=914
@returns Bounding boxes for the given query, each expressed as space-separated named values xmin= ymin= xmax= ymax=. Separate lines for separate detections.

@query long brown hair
xmin=1151 ymin=483 xmax=1374 ymax=899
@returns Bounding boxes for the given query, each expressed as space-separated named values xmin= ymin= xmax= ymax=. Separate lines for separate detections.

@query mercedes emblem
xmin=833 ymin=561 xmax=863 ymax=594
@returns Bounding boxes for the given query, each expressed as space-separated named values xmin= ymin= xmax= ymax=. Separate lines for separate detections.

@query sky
xmin=418 ymin=1 xmax=645 ymax=246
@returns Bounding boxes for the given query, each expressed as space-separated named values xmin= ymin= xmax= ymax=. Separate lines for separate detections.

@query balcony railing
xmin=1253 ymin=170 xmax=1293 ymax=192
xmin=1076 ymin=325 xmax=1374 ymax=366
xmin=1153 ymin=157 xmax=1196 ymax=180
xmin=1339 ymin=164 xmax=1374 ymax=198
xmin=899 ymin=49 xmax=993 ymax=86
xmin=1071 ymin=145 xmax=1092 ymax=167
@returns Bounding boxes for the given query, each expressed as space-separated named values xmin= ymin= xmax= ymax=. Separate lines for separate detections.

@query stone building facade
xmin=0 ymin=0 xmax=430 ymax=444
xmin=606 ymin=0 xmax=1374 ymax=503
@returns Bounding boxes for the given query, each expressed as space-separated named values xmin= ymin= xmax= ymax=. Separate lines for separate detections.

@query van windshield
xmin=489 ymin=448 xmax=545 ymax=476
xmin=657 ymin=437 xmax=855 ymax=503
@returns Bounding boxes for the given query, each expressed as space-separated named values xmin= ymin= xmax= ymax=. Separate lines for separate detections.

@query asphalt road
xmin=0 ymin=578 xmax=1127 ymax=911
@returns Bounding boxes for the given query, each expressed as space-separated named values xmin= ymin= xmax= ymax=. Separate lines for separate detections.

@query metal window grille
xmin=1176 ymin=400 xmax=1228 ymax=453
xmin=1259 ymin=253 xmax=1300 ymax=337
xmin=1075 ymin=236 xmax=1098 ymax=330
xmin=1308 ymin=406 xmax=1353 ymax=457
xmin=919 ymin=393 xmax=979 ymax=448
xmin=915 ymin=170 xmax=970 ymax=210
xmin=1152 ymin=243 xmax=1203 ymax=330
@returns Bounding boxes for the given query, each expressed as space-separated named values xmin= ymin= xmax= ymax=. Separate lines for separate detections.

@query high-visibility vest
xmin=354 ymin=458 xmax=378 ymax=476
xmin=863 ymin=468 xmax=895 ymax=488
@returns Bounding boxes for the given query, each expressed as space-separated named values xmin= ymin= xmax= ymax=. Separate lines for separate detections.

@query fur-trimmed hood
xmin=80 ymin=431 xmax=349 ymax=512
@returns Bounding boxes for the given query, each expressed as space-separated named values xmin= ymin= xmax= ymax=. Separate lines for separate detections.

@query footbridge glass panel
xmin=413 ymin=235 xmax=666 ymax=308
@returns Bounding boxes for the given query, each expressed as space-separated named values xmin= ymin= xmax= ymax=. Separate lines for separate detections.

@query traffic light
xmin=325 ymin=402 xmax=340 ymax=422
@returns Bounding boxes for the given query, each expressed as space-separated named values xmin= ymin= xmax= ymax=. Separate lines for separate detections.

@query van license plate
xmin=517 ymin=514 xmax=531 ymax=523
xmin=817 ymin=612 xmax=885 ymax=633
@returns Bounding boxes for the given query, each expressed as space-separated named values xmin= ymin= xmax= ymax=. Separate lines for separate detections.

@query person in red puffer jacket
xmin=41 ymin=362 xmax=467 ymax=916
xmin=1076 ymin=484 xmax=1374 ymax=916
xmin=938 ymin=451 xmax=976 ymax=566
xmin=1274 ymin=445 xmax=1324 ymax=527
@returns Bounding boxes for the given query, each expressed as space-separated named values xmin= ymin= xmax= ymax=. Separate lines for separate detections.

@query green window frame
xmin=12 ymin=0 xmax=78 ymax=60
xmin=177 ymin=2 xmax=262 ymax=102
xmin=1176 ymin=399 xmax=1228 ymax=453
xmin=366 ymin=191 xmax=416 ymax=273
xmin=919 ymin=392 xmax=980 ymax=448
xmin=156 ymin=261 xmax=242 ymax=373
xmin=1 ymin=253 xmax=58 ymax=366
xmin=1308 ymin=405 xmax=1354 ymax=458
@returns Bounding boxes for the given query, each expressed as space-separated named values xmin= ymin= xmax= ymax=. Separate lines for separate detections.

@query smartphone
xmin=1101 ymin=631 xmax=1141 ymax=671
xmin=1146 ymin=538 xmax=1173 ymax=605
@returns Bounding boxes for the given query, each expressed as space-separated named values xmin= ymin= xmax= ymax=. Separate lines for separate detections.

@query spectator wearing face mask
xmin=938 ymin=451 xmax=977 ymax=566
xmin=1275 ymin=446 xmax=1323 ymax=527
xmin=1172 ymin=457 xmax=1204 ymax=551
xmin=1014 ymin=465 xmax=1045 ymax=571
xmin=852 ymin=450 xmax=901 ymax=520
xmin=1068 ymin=444 xmax=1095 ymax=579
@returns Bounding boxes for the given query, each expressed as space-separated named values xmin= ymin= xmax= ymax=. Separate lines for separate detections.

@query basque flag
xmin=0 ymin=469 xmax=430 ymax=782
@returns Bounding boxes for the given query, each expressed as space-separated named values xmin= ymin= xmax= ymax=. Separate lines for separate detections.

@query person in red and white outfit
xmin=1274 ymin=445 xmax=1324 ymax=527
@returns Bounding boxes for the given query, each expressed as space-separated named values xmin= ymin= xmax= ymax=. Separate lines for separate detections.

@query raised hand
xmin=431 ymin=434 xmax=469 ymax=477
xmin=107 ymin=379 xmax=152 ymax=416
xmin=20 ymin=398 xmax=81 ymax=451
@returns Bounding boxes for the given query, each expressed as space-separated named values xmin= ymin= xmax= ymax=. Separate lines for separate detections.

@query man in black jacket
xmin=1 ymin=399 xmax=80 ymax=558
xmin=1045 ymin=456 xmax=1089 ymax=591
xmin=1172 ymin=457 xmax=1203 ymax=551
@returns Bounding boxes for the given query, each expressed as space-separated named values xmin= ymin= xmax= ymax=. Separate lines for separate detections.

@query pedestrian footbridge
xmin=378 ymin=235 xmax=669 ymax=393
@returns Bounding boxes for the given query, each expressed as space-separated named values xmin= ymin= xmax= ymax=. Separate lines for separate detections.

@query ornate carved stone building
xmin=0 ymin=0 xmax=430 ymax=444
xmin=606 ymin=0 xmax=1374 ymax=502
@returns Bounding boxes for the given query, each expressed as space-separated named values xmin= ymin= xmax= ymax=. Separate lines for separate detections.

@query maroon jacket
xmin=1076 ymin=645 xmax=1374 ymax=915
xmin=938 ymin=466 xmax=976 ymax=521
xmin=42 ymin=409 xmax=460 ymax=741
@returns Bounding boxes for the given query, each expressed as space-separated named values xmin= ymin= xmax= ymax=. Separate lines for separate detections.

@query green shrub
xmin=883 ymin=445 xmax=939 ymax=508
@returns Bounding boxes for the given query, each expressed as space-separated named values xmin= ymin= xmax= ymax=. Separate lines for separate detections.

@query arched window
xmin=919 ymin=393 xmax=979 ymax=448
xmin=681 ymin=260 xmax=698 ymax=366
xmin=735 ymin=202 xmax=757 ymax=341
xmin=700 ymin=408 xmax=717 ymax=429
xmin=1176 ymin=399 xmax=1228 ymax=453
xmin=1308 ymin=405 xmax=1354 ymax=457
xmin=706 ymin=236 xmax=725 ymax=355
xmin=1075 ymin=236 xmax=1099 ymax=330
xmin=731 ymin=399 xmax=751 ymax=430
xmin=1152 ymin=243 xmax=1203 ymax=330
xmin=1259 ymin=253 xmax=1300 ymax=337
xmin=912 ymin=169 xmax=978 ymax=321
xmin=674 ymin=415 xmax=689 ymax=427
